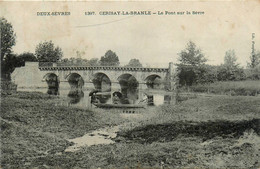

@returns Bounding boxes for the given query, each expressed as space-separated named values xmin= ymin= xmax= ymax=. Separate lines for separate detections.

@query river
xmin=18 ymin=87 xmax=173 ymax=108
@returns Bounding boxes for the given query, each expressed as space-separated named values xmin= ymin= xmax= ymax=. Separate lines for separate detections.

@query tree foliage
xmin=246 ymin=50 xmax=260 ymax=80
xmin=60 ymin=58 xmax=88 ymax=66
xmin=35 ymin=41 xmax=63 ymax=62
xmin=246 ymin=64 xmax=260 ymax=80
xmin=88 ymin=58 xmax=100 ymax=66
xmin=1 ymin=52 xmax=38 ymax=79
xmin=0 ymin=17 xmax=16 ymax=62
xmin=178 ymin=41 xmax=207 ymax=66
xmin=223 ymin=50 xmax=239 ymax=68
xmin=177 ymin=44 xmax=246 ymax=85
xmin=16 ymin=52 xmax=37 ymax=67
xmin=217 ymin=65 xmax=245 ymax=81
xmin=100 ymin=50 xmax=120 ymax=66
xmin=0 ymin=17 xmax=16 ymax=79
xmin=256 ymin=51 xmax=260 ymax=66
xmin=125 ymin=59 xmax=143 ymax=68
xmin=249 ymin=51 xmax=260 ymax=68
xmin=177 ymin=41 xmax=208 ymax=86
xmin=217 ymin=50 xmax=245 ymax=81
xmin=60 ymin=57 xmax=100 ymax=66
xmin=1 ymin=53 xmax=17 ymax=79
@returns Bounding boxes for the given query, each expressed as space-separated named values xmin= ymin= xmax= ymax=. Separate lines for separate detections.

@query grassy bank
xmin=1 ymin=92 xmax=127 ymax=168
xmin=1 ymin=92 xmax=126 ymax=138
xmin=183 ymin=80 xmax=260 ymax=96
xmin=1 ymin=92 xmax=260 ymax=168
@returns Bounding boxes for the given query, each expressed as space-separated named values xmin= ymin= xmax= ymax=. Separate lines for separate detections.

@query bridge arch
xmin=66 ymin=73 xmax=84 ymax=96
xmin=117 ymin=73 xmax=139 ymax=104
xmin=92 ymin=72 xmax=111 ymax=92
xmin=43 ymin=73 xmax=59 ymax=95
xmin=145 ymin=74 xmax=163 ymax=89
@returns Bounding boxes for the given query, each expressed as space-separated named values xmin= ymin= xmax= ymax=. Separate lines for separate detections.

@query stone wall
xmin=11 ymin=62 xmax=47 ymax=89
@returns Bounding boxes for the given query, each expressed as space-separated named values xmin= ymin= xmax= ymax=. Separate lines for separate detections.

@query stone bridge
xmin=12 ymin=62 xmax=176 ymax=104
xmin=12 ymin=62 xmax=175 ymax=91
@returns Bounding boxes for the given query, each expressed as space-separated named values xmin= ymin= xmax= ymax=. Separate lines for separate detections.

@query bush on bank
xmin=183 ymin=80 xmax=260 ymax=96
xmin=0 ymin=79 xmax=17 ymax=95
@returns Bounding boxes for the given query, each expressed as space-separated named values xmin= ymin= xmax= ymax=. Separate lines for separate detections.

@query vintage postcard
xmin=1 ymin=0 xmax=260 ymax=168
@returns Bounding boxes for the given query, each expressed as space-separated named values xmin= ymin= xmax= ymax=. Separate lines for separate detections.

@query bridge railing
xmin=38 ymin=62 xmax=169 ymax=72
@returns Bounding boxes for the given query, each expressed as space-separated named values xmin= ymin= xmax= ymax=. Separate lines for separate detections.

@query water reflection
xmin=60 ymin=89 xmax=90 ymax=108
xmin=146 ymin=95 xmax=169 ymax=106
xmin=90 ymin=92 xmax=111 ymax=104
xmin=164 ymin=95 xmax=172 ymax=104
xmin=68 ymin=91 xmax=84 ymax=104
xmin=18 ymin=87 xmax=175 ymax=108
xmin=45 ymin=73 xmax=59 ymax=95
xmin=47 ymin=88 xmax=59 ymax=95
xmin=118 ymin=74 xmax=139 ymax=104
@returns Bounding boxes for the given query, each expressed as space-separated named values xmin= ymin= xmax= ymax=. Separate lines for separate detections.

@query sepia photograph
xmin=1 ymin=0 xmax=260 ymax=168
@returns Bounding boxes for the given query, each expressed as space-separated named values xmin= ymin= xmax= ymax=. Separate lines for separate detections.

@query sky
xmin=1 ymin=1 xmax=260 ymax=68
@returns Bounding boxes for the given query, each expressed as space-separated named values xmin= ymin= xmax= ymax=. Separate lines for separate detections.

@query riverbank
xmin=1 ymin=92 xmax=260 ymax=168
xmin=1 ymin=92 xmax=128 ymax=168
xmin=180 ymin=80 xmax=260 ymax=96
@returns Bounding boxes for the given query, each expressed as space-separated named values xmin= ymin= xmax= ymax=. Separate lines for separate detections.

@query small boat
xmin=93 ymin=103 xmax=145 ymax=109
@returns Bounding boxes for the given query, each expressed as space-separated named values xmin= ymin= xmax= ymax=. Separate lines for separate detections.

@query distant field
xmin=185 ymin=80 xmax=260 ymax=96
xmin=1 ymin=92 xmax=260 ymax=168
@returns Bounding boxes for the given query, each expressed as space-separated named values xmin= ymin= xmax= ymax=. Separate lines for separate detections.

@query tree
xmin=195 ymin=64 xmax=218 ymax=84
xmin=60 ymin=57 xmax=87 ymax=66
xmin=1 ymin=53 xmax=18 ymax=79
xmin=217 ymin=50 xmax=245 ymax=81
xmin=15 ymin=52 xmax=37 ymax=67
xmin=177 ymin=41 xmax=207 ymax=86
xmin=249 ymin=50 xmax=260 ymax=68
xmin=178 ymin=41 xmax=207 ymax=66
xmin=35 ymin=41 xmax=63 ymax=62
xmin=125 ymin=59 xmax=143 ymax=67
xmin=88 ymin=58 xmax=99 ymax=66
xmin=246 ymin=50 xmax=260 ymax=80
xmin=217 ymin=65 xmax=245 ymax=81
xmin=75 ymin=50 xmax=85 ymax=58
xmin=223 ymin=50 xmax=239 ymax=68
xmin=1 ymin=52 xmax=38 ymax=79
xmin=246 ymin=64 xmax=260 ymax=80
xmin=0 ymin=17 xmax=16 ymax=79
xmin=0 ymin=17 xmax=16 ymax=62
xmin=255 ymin=51 xmax=260 ymax=67
xmin=100 ymin=50 xmax=120 ymax=66
xmin=60 ymin=57 xmax=100 ymax=66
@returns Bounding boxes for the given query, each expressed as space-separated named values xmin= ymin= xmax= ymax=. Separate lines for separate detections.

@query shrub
xmin=1 ymin=79 xmax=17 ymax=95
xmin=217 ymin=65 xmax=246 ymax=81
xmin=245 ymin=66 xmax=260 ymax=80
xmin=189 ymin=80 xmax=260 ymax=96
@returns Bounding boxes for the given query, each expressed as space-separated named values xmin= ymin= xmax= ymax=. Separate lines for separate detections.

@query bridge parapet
xmin=39 ymin=65 xmax=168 ymax=72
